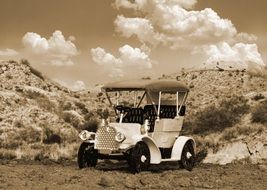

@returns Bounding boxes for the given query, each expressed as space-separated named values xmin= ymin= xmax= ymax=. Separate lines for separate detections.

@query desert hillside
xmin=0 ymin=60 xmax=105 ymax=161
xmin=0 ymin=60 xmax=266 ymax=164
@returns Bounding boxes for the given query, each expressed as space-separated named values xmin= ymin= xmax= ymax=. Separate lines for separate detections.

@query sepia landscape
xmin=0 ymin=60 xmax=266 ymax=189
xmin=0 ymin=0 xmax=267 ymax=189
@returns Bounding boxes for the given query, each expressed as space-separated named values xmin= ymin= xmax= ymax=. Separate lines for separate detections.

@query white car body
xmin=78 ymin=80 xmax=196 ymax=173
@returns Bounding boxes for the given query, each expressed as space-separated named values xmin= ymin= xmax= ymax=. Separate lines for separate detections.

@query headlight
xmin=115 ymin=132 xmax=125 ymax=143
xmin=79 ymin=130 xmax=95 ymax=141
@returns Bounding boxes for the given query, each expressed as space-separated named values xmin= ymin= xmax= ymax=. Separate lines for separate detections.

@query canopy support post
xmin=176 ymin=92 xmax=179 ymax=117
xmin=157 ymin=91 xmax=161 ymax=120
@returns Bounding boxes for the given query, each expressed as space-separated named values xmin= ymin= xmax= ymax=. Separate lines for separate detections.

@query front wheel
xmin=77 ymin=142 xmax=98 ymax=169
xmin=128 ymin=142 xmax=150 ymax=174
xmin=180 ymin=141 xmax=195 ymax=171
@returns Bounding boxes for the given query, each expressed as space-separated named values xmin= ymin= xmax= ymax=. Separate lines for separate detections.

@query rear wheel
xmin=180 ymin=141 xmax=195 ymax=171
xmin=128 ymin=142 xmax=150 ymax=174
xmin=77 ymin=142 xmax=98 ymax=169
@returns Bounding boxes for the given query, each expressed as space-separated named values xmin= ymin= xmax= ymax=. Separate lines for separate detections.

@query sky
xmin=0 ymin=0 xmax=266 ymax=90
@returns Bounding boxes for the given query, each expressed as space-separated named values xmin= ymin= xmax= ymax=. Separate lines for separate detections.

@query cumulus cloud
xmin=54 ymin=79 xmax=86 ymax=91
xmin=22 ymin=30 xmax=78 ymax=66
xmin=114 ymin=0 xmax=237 ymax=49
xmin=0 ymin=48 xmax=19 ymax=57
xmin=113 ymin=0 xmax=266 ymax=74
xmin=204 ymin=42 xmax=265 ymax=73
xmin=72 ymin=80 xmax=86 ymax=91
xmin=234 ymin=32 xmax=257 ymax=44
xmin=115 ymin=16 xmax=161 ymax=45
xmin=91 ymin=45 xmax=152 ymax=78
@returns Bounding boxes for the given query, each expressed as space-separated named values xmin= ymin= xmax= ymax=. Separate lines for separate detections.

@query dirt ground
xmin=0 ymin=160 xmax=266 ymax=190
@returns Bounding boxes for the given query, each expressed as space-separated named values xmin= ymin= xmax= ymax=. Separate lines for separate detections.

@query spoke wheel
xmin=180 ymin=141 xmax=195 ymax=171
xmin=77 ymin=142 xmax=98 ymax=169
xmin=128 ymin=142 xmax=150 ymax=174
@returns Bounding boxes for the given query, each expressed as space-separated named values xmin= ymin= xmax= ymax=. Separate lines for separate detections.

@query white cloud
xmin=113 ymin=0 xmax=266 ymax=74
xmin=22 ymin=30 xmax=78 ymax=66
xmin=113 ymin=0 xmax=147 ymax=10
xmin=0 ymin=48 xmax=19 ymax=56
xmin=119 ymin=45 xmax=152 ymax=68
xmin=72 ymin=80 xmax=86 ymax=91
xmin=115 ymin=16 xmax=162 ymax=45
xmin=114 ymin=0 xmax=197 ymax=10
xmin=234 ymin=32 xmax=257 ymax=44
xmin=91 ymin=47 xmax=122 ymax=66
xmin=171 ymin=0 xmax=197 ymax=9
xmin=91 ymin=45 xmax=152 ymax=78
xmin=204 ymin=42 xmax=265 ymax=74
xmin=114 ymin=0 xmax=237 ymax=49
xmin=50 ymin=59 xmax=74 ymax=66
xmin=53 ymin=79 xmax=86 ymax=91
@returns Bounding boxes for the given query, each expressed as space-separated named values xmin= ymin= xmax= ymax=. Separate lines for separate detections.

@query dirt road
xmin=0 ymin=160 xmax=266 ymax=190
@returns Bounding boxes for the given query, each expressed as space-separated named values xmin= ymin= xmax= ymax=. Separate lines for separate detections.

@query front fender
xmin=171 ymin=136 xmax=195 ymax=160
xmin=131 ymin=135 xmax=161 ymax=164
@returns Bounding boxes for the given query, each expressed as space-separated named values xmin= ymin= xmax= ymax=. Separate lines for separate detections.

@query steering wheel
xmin=115 ymin=105 xmax=131 ymax=113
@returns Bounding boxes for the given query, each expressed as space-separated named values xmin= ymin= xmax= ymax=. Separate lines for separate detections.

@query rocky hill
xmin=165 ymin=69 xmax=267 ymax=164
xmin=0 ymin=60 xmax=104 ymax=161
xmin=0 ymin=60 xmax=266 ymax=164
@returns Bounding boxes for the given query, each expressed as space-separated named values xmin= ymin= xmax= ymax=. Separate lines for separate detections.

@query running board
xmin=161 ymin=158 xmax=179 ymax=162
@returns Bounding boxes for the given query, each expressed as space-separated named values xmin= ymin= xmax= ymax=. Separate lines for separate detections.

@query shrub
xmin=75 ymin=101 xmax=88 ymax=114
xmin=0 ymin=149 xmax=16 ymax=159
xmin=251 ymin=100 xmax=267 ymax=124
xmin=96 ymin=108 xmax=109 ymax=119
xmin=62 ymin=101 xmax=73 ymax=111
xmin=20 ymin=59 xmax=45 ymax=80
xmin=81 ymin=119 xmax=99 ymax=132
xmin=62 ymin=110 xmax=84 ymax=129
xmin=184 ymin=96 xmax=249 ymax=135
xmin=43 ymin=134 xmax=62 ymax=144
xmin=43 ymin=128 xmax=62 ymax=144
xmin=35 ymin=96 xmax=56 ymax=113
xmin=20 ymin=127 xmax=42 ymax=143
xmin=252 ymin=94 xmax=265 ymax=101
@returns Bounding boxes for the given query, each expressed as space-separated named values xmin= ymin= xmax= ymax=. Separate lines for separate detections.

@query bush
xmin=251 ymin=100 xmax=267 ymax=124
xmin=75 ymin=101 xmax=88 ymax=114
xmin=252 ymin=94 xmax=265 ymax=101
xmin=96 ymin=108 xmax=109 ymax=119
xmin=35 ymin=96 xmax=56 ymax=113
xmin=0 ymin=149 xmax=16 ymax=159
xmin=43 ymin=134 xmax=62 ymax=144
xmin=43 ymin=128 xmax=62 ymax=144
xmin=62 ymin=110 xmax=84 ymax=129
xmin=20 ymin=59 xmax=45 ymax=80
xmin=82 ymin=119 xmax=98 ymax=132
xmin=184 ymin=96 xmax=249 ymax=135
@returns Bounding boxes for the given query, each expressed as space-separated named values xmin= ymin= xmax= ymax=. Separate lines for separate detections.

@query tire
xmin=77 ymin=142 xmax=98 ymax=169
xmin=180 ymin=141 xmax=195 ymax=171
xmin=128 ymin=142 xmax=150 ymax=174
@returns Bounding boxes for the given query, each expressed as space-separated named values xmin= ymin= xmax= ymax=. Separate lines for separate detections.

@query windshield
xmin=106 ymin=91 xmax=147 ymax=108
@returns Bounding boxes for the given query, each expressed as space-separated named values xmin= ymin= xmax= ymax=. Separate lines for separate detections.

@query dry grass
xmin=183 ymin=95 xmax=249 ymax=135
xmin=20 ymin=59 xmax=45 ymax=80
xmin=251 ymin=99 xmax=267 ymax=125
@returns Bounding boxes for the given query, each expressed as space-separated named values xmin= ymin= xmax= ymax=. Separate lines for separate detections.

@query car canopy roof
xmin=102 ymin=80 xmax=189 ymax=93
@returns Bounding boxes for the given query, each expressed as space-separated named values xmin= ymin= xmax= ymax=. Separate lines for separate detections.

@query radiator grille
xmin=95 ymin=126 xmax=118 ymax=150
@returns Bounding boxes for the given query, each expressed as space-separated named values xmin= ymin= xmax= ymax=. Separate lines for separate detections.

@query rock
xmin=124 ymin=176 xmax=139 ymax=189
xmin=139 ymin=178 xmax=147 ymax=186
xmin=98 ymin=176 xmax=114 ymax=187
xmin=203 ymin=142 xmax=250 ymax=165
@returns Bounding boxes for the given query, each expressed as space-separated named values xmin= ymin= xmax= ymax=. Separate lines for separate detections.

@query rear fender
xmin=171 ymin=136 xmax=195 ymax=160
xmin=132 ymin=135 xmax=161 ymax=164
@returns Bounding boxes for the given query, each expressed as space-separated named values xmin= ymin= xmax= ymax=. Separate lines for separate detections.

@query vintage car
xmin=77 ymin=80 xmax=195 ymax=173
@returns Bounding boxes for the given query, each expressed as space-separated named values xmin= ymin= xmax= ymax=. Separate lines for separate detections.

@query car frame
xmin=78 ymin=80 xmax=195 ymax=173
